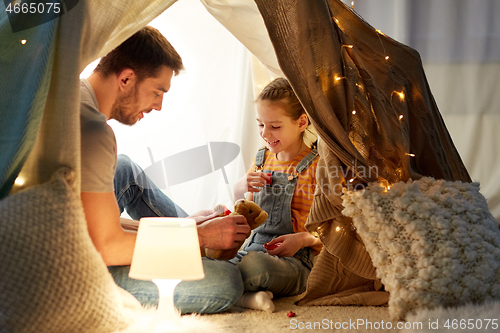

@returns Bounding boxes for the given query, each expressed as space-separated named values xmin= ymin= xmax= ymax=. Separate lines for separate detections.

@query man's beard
xmin=110 ymin=83 xmax=141 ymax=126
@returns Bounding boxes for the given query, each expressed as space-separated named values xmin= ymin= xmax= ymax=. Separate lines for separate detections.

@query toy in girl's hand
xmin=264 ymin=241 xmax=282 ymax=250
xmin=266 ymin=173 xmax=272 ymax=185
xmin=204 ymin=199 xmax=268 ymax=260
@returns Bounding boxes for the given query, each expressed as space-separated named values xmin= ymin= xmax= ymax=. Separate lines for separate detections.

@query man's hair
xmin=94 ymin=26 xmax=184 ymax=81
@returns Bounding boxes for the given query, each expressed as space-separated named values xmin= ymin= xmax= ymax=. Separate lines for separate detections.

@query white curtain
xmin=81 ymin=0 xmax=279 ymax=214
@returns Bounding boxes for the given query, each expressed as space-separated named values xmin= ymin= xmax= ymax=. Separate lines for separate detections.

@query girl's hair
xmin=257 ymin=78 xmax=305 ymax=122
xmin=257 ymin=78 xmax=317 ymax=148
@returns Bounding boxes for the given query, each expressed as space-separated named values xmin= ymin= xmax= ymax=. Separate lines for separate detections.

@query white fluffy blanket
xmin=342 ymin=177 xmax=500 ymax=320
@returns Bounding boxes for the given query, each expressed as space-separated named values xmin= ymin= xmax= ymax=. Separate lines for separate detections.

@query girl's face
xmin=256 ymin=100 xmax=307 ymax=160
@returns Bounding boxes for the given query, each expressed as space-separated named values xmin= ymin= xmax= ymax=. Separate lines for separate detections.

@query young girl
xmin=232 ymin=78 xmax=322 ymax=312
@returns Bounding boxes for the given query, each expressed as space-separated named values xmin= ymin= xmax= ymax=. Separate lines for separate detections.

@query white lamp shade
xmin=129 ymin=218 xmax=205 ymax=281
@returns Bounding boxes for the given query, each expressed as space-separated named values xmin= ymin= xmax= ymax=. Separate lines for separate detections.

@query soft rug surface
xmin=342 ymin=177 xmax=500 ymax=320
xmin=114 ymin=297 xmax=500 ymax=333
xmin=403 ymin=300 xmax=500 ymax=333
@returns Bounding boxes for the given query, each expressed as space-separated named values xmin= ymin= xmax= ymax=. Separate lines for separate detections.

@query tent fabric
xmin=0 ymin=11 xmax=58 ymax=198
xmin=200 ymin=0 xmax=282 ymax=77
xmin=2 ymin=0 xmax=178 ymax=196
xmin=0 ymin=168 xmax=130 ymax=333
xmin=253 ymin=0 xmax=472 ymax=305
xmin=0 ymin=0 xmax=177 ymax=329
xmin=1 ymin=0 xmax=499 ymax=327
xmin=345 ymin=0 xmax=500 ymax=222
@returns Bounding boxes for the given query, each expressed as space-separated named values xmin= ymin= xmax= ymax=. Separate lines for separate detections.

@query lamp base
xmin=148 ymin=279 xmax=182 ymax=331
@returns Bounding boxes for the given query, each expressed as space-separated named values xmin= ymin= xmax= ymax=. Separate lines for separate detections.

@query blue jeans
xmin=113 ymin=154 xmax=188 ymax=219
xmin=109 ymin=259 xmax=243 ymax=314
xmin=110 ymin=154 xmax=243 ymax=314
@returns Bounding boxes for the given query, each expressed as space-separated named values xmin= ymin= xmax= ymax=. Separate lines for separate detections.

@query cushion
xmin=0 ymin=168 xmax=129 ymax=332
xmin=342 ymin=177 xmax=500 ymax=320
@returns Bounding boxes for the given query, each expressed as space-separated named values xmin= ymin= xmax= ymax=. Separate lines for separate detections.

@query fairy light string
xmin=334 ymin=3 xmax=414 ymax=190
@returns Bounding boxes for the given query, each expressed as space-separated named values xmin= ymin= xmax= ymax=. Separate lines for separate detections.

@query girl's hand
xmin=265 ymin=234 xmax=303 ymax=257
xmin=233 ymin=171 xmax=271 ymax=200
xmin=265 ymin=232 xmax=321 ymax=257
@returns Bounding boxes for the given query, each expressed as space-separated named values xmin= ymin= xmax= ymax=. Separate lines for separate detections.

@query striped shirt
xmin=250 ymin=147 xmax=322 ymax=253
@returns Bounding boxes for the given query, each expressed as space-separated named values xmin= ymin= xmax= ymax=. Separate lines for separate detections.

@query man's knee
xmin=116 ymin=154 xmax=133 ymax=171
xmin=175 ymin=259 xmax=244 ymax=314
xmin=201 ymin=258 xmax=244 ymax=301
xmin=115 ymin=154 xmax=147 ymax=184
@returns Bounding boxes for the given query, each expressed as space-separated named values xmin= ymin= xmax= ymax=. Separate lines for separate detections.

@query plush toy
xmin=203 ymin=199 xmax=268 ymax=261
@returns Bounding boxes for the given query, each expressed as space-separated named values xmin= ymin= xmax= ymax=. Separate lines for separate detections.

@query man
xmin=80 ymin=26 xmax=250 ymax=314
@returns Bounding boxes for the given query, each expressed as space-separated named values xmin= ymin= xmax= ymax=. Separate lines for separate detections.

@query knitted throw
xmin=342 ymin=177 xmax=500 ymax=320
xmin=0 ymin=168 xmax=129 ymax=333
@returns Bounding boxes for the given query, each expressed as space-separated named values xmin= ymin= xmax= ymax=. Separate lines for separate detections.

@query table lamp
xmin=129 ymin=218 xmax=204 ymax=330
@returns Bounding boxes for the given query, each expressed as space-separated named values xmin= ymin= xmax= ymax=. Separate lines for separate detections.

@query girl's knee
xmin=238 ymin=251 xmax=274 ymax=273
xmin=237 ymin=251 xmax=276 ymax=289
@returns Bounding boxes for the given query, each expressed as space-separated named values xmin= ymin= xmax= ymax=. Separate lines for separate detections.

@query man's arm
xmin=81 ymin=192 xmax=137 ymax=266
xmin=82 ymin=192 xmax=251 ymax=265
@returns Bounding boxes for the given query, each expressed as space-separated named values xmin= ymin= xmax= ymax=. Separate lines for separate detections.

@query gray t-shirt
xmin=80 ymin=79 xmax=117 ymax=192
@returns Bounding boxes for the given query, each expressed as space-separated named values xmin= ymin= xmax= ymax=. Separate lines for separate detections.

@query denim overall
xmin=242 ymin=146 xmax=319 ymax=270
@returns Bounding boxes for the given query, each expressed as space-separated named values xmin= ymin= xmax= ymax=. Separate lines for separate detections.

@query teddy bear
xmin=202 ymin=199 xmax=268 ymax=260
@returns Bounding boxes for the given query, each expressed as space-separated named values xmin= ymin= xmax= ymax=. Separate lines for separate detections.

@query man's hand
xmin=188 ymin=209 xmax=219 ymax=224
xmin=197 ymin=215 xmax=250 ymax=249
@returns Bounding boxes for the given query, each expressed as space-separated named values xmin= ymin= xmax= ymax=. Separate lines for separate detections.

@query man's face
xmin=110 ymin=66 xmax=174 ymax=125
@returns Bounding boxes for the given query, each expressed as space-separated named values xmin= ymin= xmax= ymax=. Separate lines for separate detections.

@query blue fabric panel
xmin=0 ymin=10 xmax=58 ymax=198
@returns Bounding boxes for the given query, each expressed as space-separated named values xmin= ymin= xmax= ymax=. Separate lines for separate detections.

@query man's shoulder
xmin=81 ymin=106 xmax=114 ymax=140
xmin=80 ymin=79 xmax=113 ymax=139
xmin=81 ymin=80 xmax=102 ymax=116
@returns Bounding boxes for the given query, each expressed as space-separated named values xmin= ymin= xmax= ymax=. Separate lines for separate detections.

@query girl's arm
xmin=265 ymin=232 xmax=321 ymax=258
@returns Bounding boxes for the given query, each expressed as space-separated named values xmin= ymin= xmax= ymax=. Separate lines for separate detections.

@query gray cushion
xmin=0 ymin=168 xmax=129 ymax=332
xmin=342 ymin=177 xmax=500 ymax=319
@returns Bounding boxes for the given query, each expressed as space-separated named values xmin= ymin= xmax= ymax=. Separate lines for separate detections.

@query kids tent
xmin=1 ymin=0 xmax=499 ymax=331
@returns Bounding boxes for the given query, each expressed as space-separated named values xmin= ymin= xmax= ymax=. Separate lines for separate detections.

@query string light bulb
xmin=406 ymin=153 xmax=416 ymax=157
xmin=14 ymin=177 xmax=25 ymax=186
xmin=396 ymin=91 xmax=405 ymax=100
xmin=399 ymin=115 xmax=404 ymax=120
xmin=352 ymin=110 xmax=357 ymax=115
xmin=20 ymin=40 xmax=27 ymax=45
xmin=385 ymin=55 xmax=390 ymax=60
xmin=351 ymin=1 xmax=354 ymax=9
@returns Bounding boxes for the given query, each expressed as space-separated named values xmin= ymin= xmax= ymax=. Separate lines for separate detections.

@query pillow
xmin=342 ymin=177 xmax=500 ymax=320
xmin=0 ymin=168 xmax=130 ymax=333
